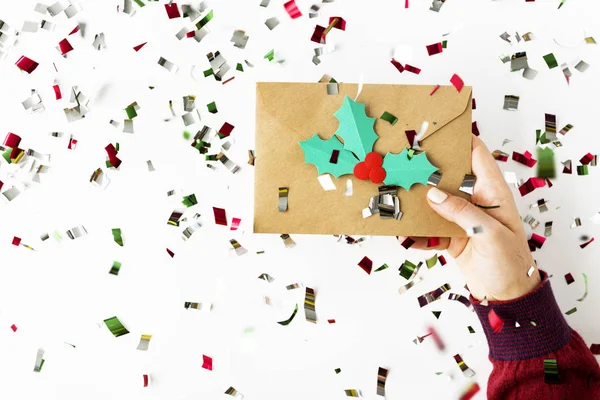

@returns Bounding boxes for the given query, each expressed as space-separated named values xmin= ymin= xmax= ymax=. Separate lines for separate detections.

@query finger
xmin=427 ymin=187 xmax=506 ymax=235
xmin=398 ymin=236 xmax=450 ymax=251
xmin=471 ymin=136 xmax=522 ymax=232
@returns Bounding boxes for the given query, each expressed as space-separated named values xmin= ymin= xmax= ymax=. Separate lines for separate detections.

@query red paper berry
xmin=353 ymin=162 xmax=370 ymax=180
xmin=365 ymin=152 xmax=383 ymax=169
xmin=369 ymin=167 xmax=386 ymax=184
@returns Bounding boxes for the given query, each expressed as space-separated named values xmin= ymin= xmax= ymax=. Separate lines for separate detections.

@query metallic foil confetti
xmin=304 ymin=287 xmax=317 ymax=323
xmin=432 ymin=311 xmax=441 ymax=319
xmin=528 ymin=233 xmax=546 ymax=251
xmin=459 ymin=382 xmax=481 ymax=400
xmin=230 ymin=218 xmax=241 ymax=231
xmin=427 ymin=171 xmax=442 ymax=186
xmin=202 ymin=354 xmax=213 ymax=370
xmin=574 ymin=60 xmax=589 ymax=73
xmin=265 ymin=17 xmax=279 ymax=30
xmin=576 ymin=273 xmax=588 ymax=302
xmin=399 ymin=276 xmax=423 ymax=295
xmin=543 ymin=53 xmax=558 ymax=69
xmin=429 ymin=0 xmax=446 ymax=12
xmin=229 ymin=239 xmax=247 ymax=256
xmin=356 ymin=256 xmax=374 ymax=274
xmin=400 ymin=237 xmax=415 ymax=249
xmin=454 ymin=354 xmax=475 ymax=378
xmin=182 ymin=194 xmax=198 ymax=208
xmin=112 ymin=228 xmax=123 ymax=246
xmin=426 ymin=254 xmax=438 ymax=269
xmin=376 ymin=367 xmax=388 ymax=396
xmin=137 ymin=334 xmax=152 ymax=351
xmin=184 ymin=302 xmax=212 ymax=311
xmin=258 ymin=273 xmax=274 ymax=283
xmin=511 ymin=52 xmax=528 ymax=71
xmin=143 ymin=374 xmax=149 ymax=387
xmin=344 ymin=389 xmax=361 ymax=397
xmin=468 ymin=326 xmax=475 ymax=334
xmin=196 ymin=9 xmax=214 ymax=30
xmin=571 ymin=218 xmax=582 ymax=229
xmin=317 ymin=174 xmax=336 ymax=191
xmin=33 ymin=349 xmax=45 ymax=372
xmin=426 ymin=42 xmax=443 ymax=56
xmin=280 ymin=234 xmax=296 ymax=248
xmin=277 ymin=304 xmax=298 ymax=326
xmin=92 ymin=33 xmax=107 ymax=51
xmin=166 ymin=248 xmax=175 ymax=258
xmin=278 ymin=187 xmax=289 ymax=212
xmin=104 ymin=316 xmax=129 ymax=337
xmin=513 ymin=151 xmax=537 ymax=167
xmin=503 ymin=95 xmax=520 ymax=111
xmin=247 ymin=150 xmax=255 ymax=166
xmin=109 ymin=261 xmax=122 ymax=275
xmin=430 ymin=84 xmax=440 ymax=96
xmin=448 ymin=293 xmax=474 ymax=310
xmin=544 ymin=221 xmax=553 ymax=237
xmin=417 ymin=283 xmax=451 ymax=307
xmin=427 ymin=237 xmax=440 ymax=247
xmin=519 ymin=177 xmax=546 ymax=196
xmin=286 ymin=283 xmax=303 ymax=290
xmin=450 ymin=74 xmax=464 ymax=92
xmin=499 ymin=31 xmax=511 ymax=43
xmin=458 ymin=174 xmax=476 ymax=195
xmin=399 ymin=260 xmax=421 ymax=280
xmin=374 ymin=264 xmax=389 ymax=272
xmin=158 ymin=56 xmax=179 ymax=73
xmin=217 ymin=153 xmax=240 ymax=173
xmin=577 ymin=165 xmax=589 ymax=175
xmin=523 ymin=67 xmax=538 ymax=80
xmin=327 ymin=82 xmax=339 ymax=95
xmin=168 ymin=210 xmax=184 ymax=226
xmin=380 ymin=111 xmax=398 ymax=125
xmin=231 ymin=30 xmax=249 ymax=49
xmin=66 ymin=225 xmax=88 ymax=240
xmin=15 ymin=56 xmax=39 ymax=74
xmin=523 ymin=215 xmax=540 ymax=229
xmin=544 ymin=359 xmax=560 ymax=384
xmin=580 ymin=153 xmax=595 ymax=165
xmin=224 ymin=386 xmax=243 ymax=399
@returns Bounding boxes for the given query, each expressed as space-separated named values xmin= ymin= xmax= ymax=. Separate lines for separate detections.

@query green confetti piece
xmin=133 ymin=0 xmax=145 ymax=7
xmin=207 ymin=101 xmax=218 ymax=114
xmin=530 ymin=320 xmax=537 ymax=326
xmin=537 ymin=147 xmax=556 ymax=179
xmin=543 ymin=53 xmax=558 ymax=69
xmin=2 ymin=149 xmax=11 ymax=163
xmin=112 ymin=228 xmax=123 ymax=246
xmin=206 ymin=154 xmax=218 ymax=161
xmin=407 ymin=148 xmax=415 ymax=159
xmin=334 ymin=368 xmax=341 ymax=374
xmin=115 ymin=143 xmax=120 ymax=152
xmin=196 ymin=9 xmax=214 ymax=30
xmin=544 ymin=359 xmax=560 ymax=383
xmin=124 ymin=105 xmax=137 ymax=119
xmin=256 ymin=250 xmax=265 ymax=254
xmin=577 ymin=165 xmax=589 ymax=175
xmin=183 ymin=131 xmax=191 ymax=140
xmin=432 ymin=311 xmax=441 ymax=319
xmin=182 ymin=193 xmax=198 ymax=207
xmin=104 ymin=316 xmax=129 ymax=337
xmin=329 ymin=77 xmax=338 ymax=83
xmin=105 ymin=160 xmax=113 ymax=168
xmin=277 ymin=304 xmax=299 ymax=326
xmin=426 ymin=253 xmax=438 ymax=269
xmin=203 ymin=68 xmax=214 ymax=77
xmin=468 ymin=326 xmax=475 ymax=334
xmin=557 ymin=0 xmax=567 ymax=9
xmin=565 ymin=307 xmax=577 ymax=315
xmin=374 ymin=263 xmax=389 ymax=272
xmin=236 ymin=63 xmax=244 ymax=72
xmin=380 ymin=111 xmax=398 ymax=125
xmin=399 ymin=260 xmax=418 ymax=280
xmin=442 ymin=40 xmax=447 ymax=49
xmin=109 ymin=261 xmax=122 ymax=276
xmin=264 ymin=49 xmax=275 ymax=62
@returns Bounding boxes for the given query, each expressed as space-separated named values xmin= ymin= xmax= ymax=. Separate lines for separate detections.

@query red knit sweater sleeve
xmin=471 ymin=270 xmax=600 ymax=400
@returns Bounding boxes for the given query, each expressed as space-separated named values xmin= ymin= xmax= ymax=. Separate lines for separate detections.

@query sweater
xmin=472 ymin=271 xmax=600 ymax=399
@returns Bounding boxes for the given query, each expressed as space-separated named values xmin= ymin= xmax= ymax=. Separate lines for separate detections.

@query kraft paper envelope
xmin=254 ymin=82 xmax=472 ymax=237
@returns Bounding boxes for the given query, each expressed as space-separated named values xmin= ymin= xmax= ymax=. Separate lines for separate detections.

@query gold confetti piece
xmin=304 ymin=287 xmax=317 ymax=323
xmin=344 ymin=389 xmax=361 ymax=397
xmin=280 ymin=233 xmax=296 ymax=248
xmin=503 ymin=95 xmax=520 ymax=111
xmin=230 ymin=239 xmax=248 ymax=256
xmin=184 ymin=302 xmax=212 ymax=311
xmin=570 ymin=218 xmax=582 ymax=229
xmin=248 ymin=150 xmax=255 ymax=165
xmin=137 ymin=334 xmax=152 ymax=351
xmin=286 ymin=283 xmax=303 ymax=290
xmin=224 ymin=386 xmax=244 ymax=399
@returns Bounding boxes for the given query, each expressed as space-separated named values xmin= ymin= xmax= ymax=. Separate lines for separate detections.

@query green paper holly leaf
xmin=333 ymin=96 xmax=379 ymax=160
xmin=299 ymin=134 xmax=359 ymax=177
xmin=382 ymin=149 xmax=439 ymax=190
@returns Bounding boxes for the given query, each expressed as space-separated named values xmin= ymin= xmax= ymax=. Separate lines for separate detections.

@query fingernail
xmin=427 ymin=187 xmax=448 ymax=204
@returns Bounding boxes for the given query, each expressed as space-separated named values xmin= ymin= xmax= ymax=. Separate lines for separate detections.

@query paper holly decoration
xmin=299 ymin=95 xmax=439 ymax=190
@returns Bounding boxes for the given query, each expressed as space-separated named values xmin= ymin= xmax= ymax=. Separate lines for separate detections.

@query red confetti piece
xmin=218 ymin=122 xmax=234 ymax=139
xmin=590 ymin=344 xmax=600 ymax=354
xmin=202 ymin=354 xmax=213 ymax=371
xmin=472 ymin=98 xmax=477 ymax=110
xmin=512 ymin=150 xmax=537 ymax=167
xmin=4 ymin=132 xmax=21 ymax=148
xmin=311 ymin=25 xmax=326 ymax=43
xmin=213 ymin=207 xmax=227 ymax=226
xmin=327 ymin=319 xmax=336 ymax=324
xmin=133 ymin=42 xmax=147 ymax=52
xmin=450 ymin=74 xmax=464 ymax=92
xmin=53 ymin=84 xmax=62 ymax=100
xmin=0 ymin=180 xmax=3 ymax=191
xmin=166 ymin=248 xmax=175 ymax=258
xmin=391 ymin=59 xmax=405 ymax=73
xmin=427 ymin=237 xmax=440 ymax=247
xmin=105 ymin=144 xmax=122 ymax=168
xmin=164 ymin=3 xmax=181 ymax=19
xmin=580 ymin=153 xmax=594 ymax=165
xmin=186 ymin=31 xmax=195 ymax=38
xmin=429 ymin=84 xmax=440 ymax=96
xmin=57 ymin=38 xmax=74 ymax=55
xmin=428 ymin=326 xmax=445 ymax=351
xmin=518 ymin=177 xmax=546 ymax=196
xmin=15 ymin=56 xmax=39 ymax=74
xmin=222 ymin=77 xmax=235 ymax=85
xmin=328 ymin=16 xmax=346 ymax=31
xmin=69 ymin=25 xmax=80 ymax=35
xmin=358 ymin=256 xmax=373 ymax=275
xmin=528 ymin=233 xmax=546 ymax=251
xmin=143 ymin=374 xmax=149 ymax=387
xmin=460 ymin=383 xmax=481 ymax=400
xmin=284 ymin=0 xmax=302 ymax=19
xmin=488 ymin=309 xmax=504 ymax=333
xmin=400 ymin=237 xmax=415 ymax=249
xmin=12 ymin=237 xmax=21 ymax=246
xmin=472 ymin=121 xmax=480 ymax=137
xmin=426 ymin=42 xmax=443 ymax=56
xmin=404 ymin=64 xmax=421 ymax=74
xmin=564 ymin=273 xmax=574 ymax=285
xmin=10 ymin=324 xmax=17 ymax=332
xmin=405 ymin=130 xmax=417 ymax=147
xmin=230 ymin=217 xmax=241 ymax=231
xmin=405 ymin=0 xmax=409 ymax=8
xmin=580 ymin=237 xmax=595 ymax=249
xmin=68 ymin=138 xmax=77 ymax=150
xmin=438 ymin=255 xmax=447 ymax=266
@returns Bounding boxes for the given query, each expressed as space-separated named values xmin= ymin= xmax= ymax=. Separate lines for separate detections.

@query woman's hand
xmin=398 ymin=136 xmax=541 ymax=301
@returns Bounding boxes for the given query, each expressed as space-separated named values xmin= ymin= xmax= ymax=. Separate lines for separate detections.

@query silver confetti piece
xmin=66 ymin=225 xmax=88 ymax=239
xmin=544 ymin=221 xmax=553 ymax=237
xmin=574 ymin=60 xmax=589 ymax=73
xmin=326 ymin=82 xmax=339 ymax=95
xmin=427 ymin=171 xmax=443 ymax=186
xmin=33 ymin=348 xmax=45 ymax=372
xmin=158 ymin=56 xmax=179 ymax=73
xmin=304 ymin=287 xmax=317 ymax=324
xmin=230 ymin=30 xmax=249 ymax=49
xmin=278 ymin=187 xmax=289 ymax=212
xmin=92 ymin=33 xmax=107 ymax=50
xmin=459 ymin=174 xmax=476 ymax=195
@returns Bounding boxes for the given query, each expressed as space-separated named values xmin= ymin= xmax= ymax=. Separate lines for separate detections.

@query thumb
xmin=426 ymin=187 xmax=500 ymax=235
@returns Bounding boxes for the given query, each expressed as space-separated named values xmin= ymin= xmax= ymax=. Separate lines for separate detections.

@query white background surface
xmin=1 ymin=0 xmax=600 ymax=399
